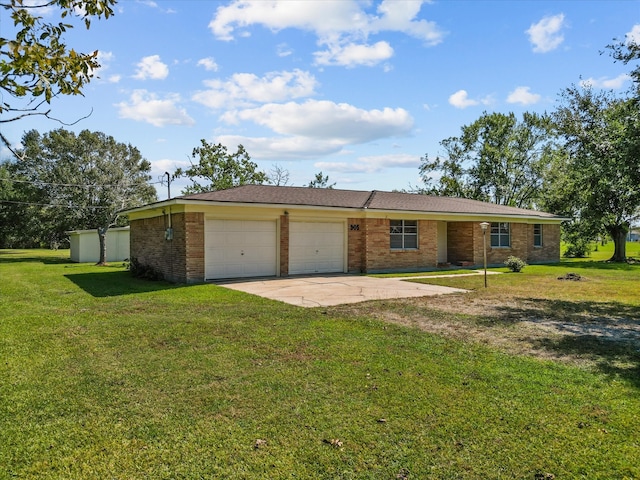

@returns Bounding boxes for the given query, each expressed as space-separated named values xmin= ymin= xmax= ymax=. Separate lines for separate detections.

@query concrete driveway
xmin=215 ymin=274 xmax=467 ymax=308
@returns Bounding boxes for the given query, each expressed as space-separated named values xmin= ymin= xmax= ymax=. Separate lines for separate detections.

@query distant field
xmin=562 ymin=240 xmax=640 ymax=261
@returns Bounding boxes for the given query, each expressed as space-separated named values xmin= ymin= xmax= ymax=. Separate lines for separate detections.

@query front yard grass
xmin=1 ymin=249 xmax=639 ymax=479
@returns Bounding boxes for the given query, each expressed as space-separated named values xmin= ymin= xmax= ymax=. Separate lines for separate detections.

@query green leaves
xmin=551 ymin=85 xmax=640 ymax=261
xmin=419 ymin=111 xmax=555 ymax=208
xmin=176 ymin=141 xmax=268 ymax=194
xmin=0 ymin=0 xmax=116 ymax=122
xmin=4 ymin=128 xmax=157 ymax=249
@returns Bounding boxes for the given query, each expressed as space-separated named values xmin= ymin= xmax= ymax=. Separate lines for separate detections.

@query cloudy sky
xmin=2 ymin=0 xmax=638 ymax=198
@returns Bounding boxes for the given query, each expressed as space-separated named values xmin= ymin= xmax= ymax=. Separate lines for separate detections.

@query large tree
xmin=11 ymin=128 xmax=157 ymax=263
xmin=0 ymin=0 xmax=116 ymax=138
xmin=175 ymin=141 xmax=267 ymax=194
xmin=550 ymin=85 xmax=640 ymax=262
xmin=419 ymin=111 xmax=556 ymax=208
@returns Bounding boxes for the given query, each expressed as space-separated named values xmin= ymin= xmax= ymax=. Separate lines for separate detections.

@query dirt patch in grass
xmin=332 ymin=290 xmax=640 ymax=373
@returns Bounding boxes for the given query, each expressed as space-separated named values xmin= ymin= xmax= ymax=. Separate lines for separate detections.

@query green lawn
xmin=1 ymin=249 xmax=639 ymax=479
xmin=563 ymin=239 xmax=640 ymax=261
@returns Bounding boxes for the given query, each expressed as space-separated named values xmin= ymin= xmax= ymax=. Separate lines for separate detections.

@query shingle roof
xmin=176 ymin=185 xmax=561 ymax=219
xmin=181 ymin=185 xmax=371 ymax=208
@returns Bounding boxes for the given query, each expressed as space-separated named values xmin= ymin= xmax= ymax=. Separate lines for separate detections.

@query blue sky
xmin=2 ymin=0 xmax=639 ymax=199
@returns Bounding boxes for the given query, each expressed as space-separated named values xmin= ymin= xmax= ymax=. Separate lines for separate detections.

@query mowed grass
xmin=407 ymin=241 xmax=640 ymax=304
xmin=562 ymin=239 xmax=640 ymax=262
xmin=1 ymin=250 xmax=639 ymax=479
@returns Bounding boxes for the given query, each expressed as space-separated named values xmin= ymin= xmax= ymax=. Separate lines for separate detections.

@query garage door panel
xmin=205 ymin=219 xmax=277 ymax=280
xmin=289 ymin=222 xmax=344 ymax=275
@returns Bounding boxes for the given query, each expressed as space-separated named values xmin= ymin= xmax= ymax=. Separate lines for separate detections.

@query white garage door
xmin=289 ymin=222 xmax=344 ymax=275
xmin=205 ymin=219 xmax=277 ymax=280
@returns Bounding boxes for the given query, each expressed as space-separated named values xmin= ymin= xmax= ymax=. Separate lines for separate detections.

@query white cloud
xmin=221 ymin=99 xmax=414 ymax=143
xmin=371 ymin=0 xmax=444 ymax=45
xmin=197 ymin=57 xmax=219 ymax=72
xmin=192 ymin=69 xmax=318 ymax=109
xmin=97 ymin=51 xmax=114 ymax=63
xmin=314 ymin=41 xmax=394 ymax=67
xmin=92 ymin=51 xmax=114 ymax=79
xmin=526 ymin=14 xmax=566 ymax=53
xmin=448 ymin=90 xmax=493 ymax=109
xmin=116 ymin=90 xmax=195 ymax=127
xmin=137 ymin=0 xmax=176 ymax=14
xmin=580 ymin=74 xmax=631 ymax=90
xmin=216 ymin=135 xmax=345 ymax=159
xmin=150 ymin=158 xmax=191 ymax=177
xmin=626 ymin=24 xmax=640 ymax=45
xmin=316 ymin=153 xmax=420 ymax=174
xmin=108 ymin=74 xmax=121 ymax=83
xmin=210 ymin=0 xmax=361 ymax=41
xmin=209 ymin=0 xmax=444 ymax=67
xmin=448 ymin=90 xmax=478 ymax=109
xmin=213 ymin=100 xmax=414 ymax=160
xmin=277 ymin=43 xmax=293 ymax=57
xmin=506 ymin=86 xmax=541 ymax=105
xmin=133 ymin=55 xmax=169 ymax=80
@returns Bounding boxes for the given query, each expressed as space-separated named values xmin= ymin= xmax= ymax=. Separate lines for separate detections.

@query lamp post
xmin=480 ymin=222 xmax=490 ymax=288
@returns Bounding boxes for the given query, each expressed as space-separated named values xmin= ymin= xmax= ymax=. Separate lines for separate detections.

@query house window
xmin=490 ymin=222 xmax=510 ymax=247
xmin=533 ymin=224 xmax=543 ymax=247
xmin=390 ymin=220 xmax=418 ymax=249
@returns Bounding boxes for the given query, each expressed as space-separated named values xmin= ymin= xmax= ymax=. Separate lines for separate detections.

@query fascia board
xmin=121 ymin=198 xmax=570 ymax=223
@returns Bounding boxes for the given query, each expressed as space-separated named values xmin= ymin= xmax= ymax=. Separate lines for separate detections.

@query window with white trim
xmin=533 ymin=224 xmax=543 ymax=247
xmin=490 ymin=222 xmax=510 ymax=247
xmin=390 ymin=220 xmax=418 ymax=249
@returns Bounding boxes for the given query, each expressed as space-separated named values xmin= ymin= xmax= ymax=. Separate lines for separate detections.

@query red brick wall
xmin=129 ymin=212 xmax=205 ymax=283
xmin=445 ymin=221 xmax=561 ymax=267
xmin=347 ymin=218 xmax=365 ymax=273
xmin=363 ymin=218 xmax=438 ymax=272
xmin=279 ymin=215 xmax=289 ymax=276
xmin=480 ymin=222 xmax=526 ymax=265
xmin=184 ymin=212 xmax=204 ymax=282
xmin=468 ymin=222 xmax=560 ymax=266
xmin=528 ymin=223 xmax=560 ymax=263
xmin=447 ymin=222 xmax=475 ymax=263
xmin=131 ymin=212 xmax=561 ymax=282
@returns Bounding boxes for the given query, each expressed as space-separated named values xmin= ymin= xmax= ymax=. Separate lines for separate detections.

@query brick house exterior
xmin=123 ymin=185 xmax=565 ymax=283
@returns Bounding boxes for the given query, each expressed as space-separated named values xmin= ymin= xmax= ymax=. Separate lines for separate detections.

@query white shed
xmin=68 ymin=226 xmax=130 ymax=263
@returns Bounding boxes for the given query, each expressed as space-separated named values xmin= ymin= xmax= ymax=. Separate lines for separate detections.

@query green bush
xmin=563 ymin=240 xmax=593 ymax=258
xmin=504 ymin=256 xmax=527 ymax=272
xmin=127 ymin=257 xmax=164 ymax=280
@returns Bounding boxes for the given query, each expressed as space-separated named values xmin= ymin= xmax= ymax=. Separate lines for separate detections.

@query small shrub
xmin=128 ymin=257 xmax=164 ymax=280
xmin=563 ymin=241 xmax=593 ymax=258
xmin=504 ymin=256 xmax=527 ymax=272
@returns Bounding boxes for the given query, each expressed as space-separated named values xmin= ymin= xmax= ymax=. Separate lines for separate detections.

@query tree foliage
xmin=175 ymin=141 xmax=267 ymax=194
xmin=0 ymin=0 xmax=115 ymax=128
xmin=1 ymin=128 xmax=157 ymax=262
xmin=607 ymin=32 xmax=640 ymax=88
xmin=549 ymin=85 xmax=640 ymax=262
xmin=419 ymin=111 xmax=556 ymax=208
xmin=306 ymin=171 xmax=335 ymax=189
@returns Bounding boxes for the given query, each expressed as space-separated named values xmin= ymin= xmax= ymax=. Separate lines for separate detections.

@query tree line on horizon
xmin=0 ymin=1 xmax=638 ymax=263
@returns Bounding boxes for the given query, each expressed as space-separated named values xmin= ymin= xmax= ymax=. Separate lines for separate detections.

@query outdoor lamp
xmin=480 ymin=222 xmax=490 ymax=288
